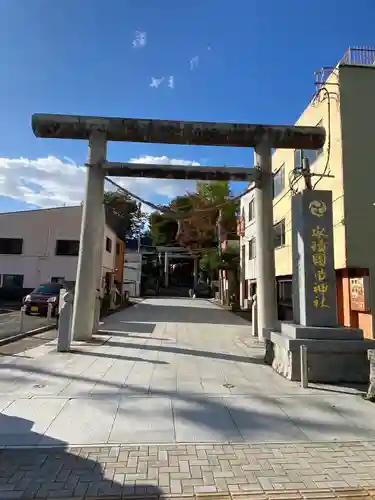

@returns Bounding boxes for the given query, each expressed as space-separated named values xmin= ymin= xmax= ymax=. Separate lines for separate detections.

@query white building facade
xmin=123 ymin=251 xmax=142 ymax=297
xmin=239 ymin=186 xmax=257 ymax=308
xmin=0 ymin=206 xmax=118 ymax=297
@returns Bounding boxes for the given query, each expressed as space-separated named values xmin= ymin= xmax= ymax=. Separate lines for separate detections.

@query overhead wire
xmin=270 ymin=85 xmax=333 ymax=222
xmin=106 ymin=86 xmax=331 ymax=249
xmin=105 ymin=176 xmax=167 ymax=213
xmin=312 ymin=86 xmax=332 ymax=189
xmin=104 ymin=175 xmax=256 ymax=220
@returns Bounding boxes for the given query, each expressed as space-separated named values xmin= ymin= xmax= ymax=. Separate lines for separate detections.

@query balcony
xmin=315 ymin=46 xmax=375 ymax=87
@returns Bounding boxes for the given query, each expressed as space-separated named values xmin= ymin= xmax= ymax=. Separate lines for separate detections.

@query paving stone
xmin=194 ymin=485 xmax=218 ymax=493
xmin=190 ymin=465 xmax=202 ymax=478
xmin=3 ymin=441 xmax=375 ymax=498
xmin=268 ymin=491 xmax=302 ymax=500
xmin=170 ymin=479 xmax=182 ymax=494
xmin=182 ymin=478 xmax=205 ymax=487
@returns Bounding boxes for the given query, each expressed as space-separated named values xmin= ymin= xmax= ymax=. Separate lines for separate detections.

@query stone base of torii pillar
xmin=264 ymin=190 xmax=375 ymax=384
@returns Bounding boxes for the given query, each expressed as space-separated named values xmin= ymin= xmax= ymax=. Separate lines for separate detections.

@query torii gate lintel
xmin=31 ymin=114 xmax=325 ymax=343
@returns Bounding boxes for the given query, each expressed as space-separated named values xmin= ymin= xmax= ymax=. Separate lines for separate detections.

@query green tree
xmin=199 ymin=249 xmax=221 ymax=281
xmin=148 ymin=181 xmax=240 ymax=250
xmin=148 ymin=194 xmax=195 ymax=246
xmin=104 ymin=191 xmax=147 ymax=239
xmin=220 ymin=246 xmax=241 ymax=305
xmin=177 ymin=181 xmax=239 ymax=249
xmin=148 ymin=211 xmax=178 ymax=246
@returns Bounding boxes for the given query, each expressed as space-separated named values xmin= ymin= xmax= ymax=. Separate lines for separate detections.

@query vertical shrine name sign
xmin=292 ymin=190 xmax=337 ymax=327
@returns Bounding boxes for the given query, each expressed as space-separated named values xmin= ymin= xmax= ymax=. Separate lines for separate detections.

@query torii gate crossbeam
xmin=31 ymin=113 xmax=325 ymax=343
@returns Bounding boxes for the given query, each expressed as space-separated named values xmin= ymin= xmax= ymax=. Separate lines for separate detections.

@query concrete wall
xmin=115 ymin=238 xmax=125 ymax=286
xmin=239 ymin=189 xmax=256 ymax=307
xmin=0 ymin=206 xmax=117 ymax=292
xmin=339 ymin=64 xmax=375 ymax=336
xmin=123 ymin=251 xmax=142 ymax=296
xmin=102 ymin=225 xmax=117 ymax=275
xmin=240 ymin=189 xmax=256 ymax=281
xmin=0 ymin=206 xmax=82 ymax=289
xmin=339 ymin=65 xmax=375 ymax=267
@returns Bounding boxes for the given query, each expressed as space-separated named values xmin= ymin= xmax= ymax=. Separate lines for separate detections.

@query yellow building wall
xmin=272 ymin=68 xmax=346 ymax=277
xmin=338 ymin=64 xmax=375 ymax=338
xmin=339 ymin=65 xmax=375 ymax=268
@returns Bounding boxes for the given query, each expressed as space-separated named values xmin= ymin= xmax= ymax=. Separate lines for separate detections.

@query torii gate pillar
xmin=71 ymin=132 xmax=106 ymax=341
xmin=254 ymin=142 xmax=278 ymax=340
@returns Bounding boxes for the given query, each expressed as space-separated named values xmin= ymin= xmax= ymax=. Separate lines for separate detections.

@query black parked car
xmin=23 ymin=282 xmax=63 ymax=316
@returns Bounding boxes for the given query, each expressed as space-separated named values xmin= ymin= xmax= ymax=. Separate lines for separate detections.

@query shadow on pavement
xmin=118 ymin=322 xmax=156 ymax=334
xmin=69 ymin=347 xmax=169 ymax=365
xmin=1 ymin=363 xmax=373 ymax=442
xmin=0 ymin=413 xmax=165 ymax=498
xmin=100 ymin=330 xmax=168 ymax=341
xmin=308 ymin=383 xmax=367 ymax=396
xmin=104 ymin=339 xmax=265 ymax=364
xmin=113 ymin=300 xmax=248 ymax=325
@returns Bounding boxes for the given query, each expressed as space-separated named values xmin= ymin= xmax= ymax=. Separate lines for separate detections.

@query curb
xmin=2 ymin=437 xmax=375 ymax=450
xmin=0 ymin=323 xmax=56 ymax=347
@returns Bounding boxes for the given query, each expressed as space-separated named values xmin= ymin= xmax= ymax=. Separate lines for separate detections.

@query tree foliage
xmin=148 ymin=212 xmax=178 ymax=246
xmin=104 ymin=191 xmax=147 ymax=239
xmin=148 ymin=180 xmax=239 ymax=250
xmin=199 ymin=249 xmax=221 ymax=278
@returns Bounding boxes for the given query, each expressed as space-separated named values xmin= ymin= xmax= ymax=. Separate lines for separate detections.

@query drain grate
xmin=222 ymin=383 xmax=235 ymax=389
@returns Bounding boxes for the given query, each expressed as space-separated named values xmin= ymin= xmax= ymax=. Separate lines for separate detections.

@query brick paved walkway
xmin=2 ymin=441 xmax=375 ymax=499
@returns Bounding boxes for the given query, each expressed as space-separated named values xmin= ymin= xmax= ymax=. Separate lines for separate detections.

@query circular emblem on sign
xmin=309 ymin=200 xmax=327 ymax=217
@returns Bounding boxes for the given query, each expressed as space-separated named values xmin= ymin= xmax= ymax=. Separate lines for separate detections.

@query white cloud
xmin=150 ymin=77 xmax=164 ymax=88
xmin=168 ymin=76 xmax=174 ymax=89
xmin=132 ymin=31 xmax=147 ymax=49
xmin=189 ymin=56 xmax=199 ymax=70
xmin=0 ymin=155 xmax=200 ymax=212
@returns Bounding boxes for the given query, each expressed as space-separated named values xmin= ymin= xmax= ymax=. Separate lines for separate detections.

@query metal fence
xmin=340 ymin=47 xmax=375 ymax=66
xmin=315 ymin=47 xmax=375 ymax=88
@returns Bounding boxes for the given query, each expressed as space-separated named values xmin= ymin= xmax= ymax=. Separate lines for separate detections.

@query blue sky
xmin=0 ymin=0 xmax=374 ymax=213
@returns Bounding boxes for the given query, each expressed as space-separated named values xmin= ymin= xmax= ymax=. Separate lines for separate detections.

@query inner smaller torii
xmin=31 ymin=114 xmax=325 ymax=342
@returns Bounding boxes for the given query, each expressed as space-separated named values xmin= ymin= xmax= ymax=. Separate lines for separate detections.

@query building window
xmin=2 ymin=274 xmax=23 ymax=288
xmin=51 ymin=277 xmax=64 ymax=283
xmin=55 ymin=240 xmax=80 ymax=256
xmin=274 ymin=219 xmax=286 ymax=248
xmin=248 ymin=238 xmax=256 ymax=260
xmin=0 ymin=238 xmax=23 ymax=255
xmin=116 ymin=242 xmax=120 ymax=255
xmin=248 ymin=199 xmax=255 ymax=222
xmin=106 ymin=237 xmax=112 ymax=253
xmin=273 ymin=164 xmax=285 ymax=199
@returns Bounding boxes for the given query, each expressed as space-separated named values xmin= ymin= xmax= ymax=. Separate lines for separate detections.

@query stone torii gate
xmin=31 ymin=114 xmax=325 ymax=342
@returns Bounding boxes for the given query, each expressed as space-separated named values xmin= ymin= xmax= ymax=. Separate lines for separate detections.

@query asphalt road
xmin=0 ymin=310 xmax=56 ymax=340
xmin=0 ymin=328 xmax=57 ymax=357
